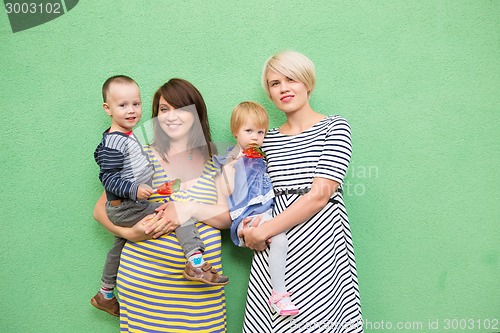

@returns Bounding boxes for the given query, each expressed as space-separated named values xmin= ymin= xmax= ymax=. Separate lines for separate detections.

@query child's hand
xmin=137 ymin=184 xmax=154 ymax=200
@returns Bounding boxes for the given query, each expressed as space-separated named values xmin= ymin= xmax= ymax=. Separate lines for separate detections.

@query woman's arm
xmin=200 ymin=174 xmax=232 ymax=229
xmin=93 ymin=191 xmax=172 ymax=241
xmin=189 ymin=203 xmax=231 ymax=230
xmin=241 ymin=177 xmax=340 ymax=250
xmin=156 ymin=174 xmax=232 ymax=230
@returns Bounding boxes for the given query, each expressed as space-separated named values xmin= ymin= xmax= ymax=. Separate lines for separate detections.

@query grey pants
xmin=101 ymin=199 xmax=204 ymax=288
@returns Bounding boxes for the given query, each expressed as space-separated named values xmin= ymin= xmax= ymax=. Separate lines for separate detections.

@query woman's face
xmin=157 ymin=96 xmax=195 ymax=142
xmin=266 ymin=70 xmax=310 ymax=114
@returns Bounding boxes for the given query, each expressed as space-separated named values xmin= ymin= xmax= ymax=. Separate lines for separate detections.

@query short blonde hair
xmin=261 ymin=50 xmax=316 ymax=99
xmin=230 ymin=101 xmax=269 ymax=135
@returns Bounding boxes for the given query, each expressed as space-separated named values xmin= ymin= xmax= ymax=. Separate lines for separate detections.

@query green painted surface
xmin=1 ymin=1 xmax=498 ymax=332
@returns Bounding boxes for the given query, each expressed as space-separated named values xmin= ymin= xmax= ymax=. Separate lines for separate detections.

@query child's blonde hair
xmin=261 ymin=50 xmax=316 ymax=99
xmin=230 ymin=101 xmax=269 ymax=135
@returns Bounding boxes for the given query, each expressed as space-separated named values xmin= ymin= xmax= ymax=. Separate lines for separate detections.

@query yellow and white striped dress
xmin=117 ymin=145 xmax=226 ymax=332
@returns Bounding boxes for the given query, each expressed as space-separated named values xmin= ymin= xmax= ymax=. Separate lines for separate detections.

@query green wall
xmin=1 ymin=1 xmax=499 ymax=332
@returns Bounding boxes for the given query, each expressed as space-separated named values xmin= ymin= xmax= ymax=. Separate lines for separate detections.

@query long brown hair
xmin=151 ymin=78 xmax=214 ymax=161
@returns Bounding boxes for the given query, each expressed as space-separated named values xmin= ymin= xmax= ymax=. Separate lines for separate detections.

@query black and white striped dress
xmin=242 ymin=116 xmax=363 ymax=333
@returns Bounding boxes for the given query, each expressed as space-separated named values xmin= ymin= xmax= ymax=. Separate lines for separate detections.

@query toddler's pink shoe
xmin=268 ymin=290 xmax=299 ymax=316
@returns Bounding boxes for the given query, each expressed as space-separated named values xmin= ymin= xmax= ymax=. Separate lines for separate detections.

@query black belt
xmin=273 ymin=187 xmax=342 ymax=204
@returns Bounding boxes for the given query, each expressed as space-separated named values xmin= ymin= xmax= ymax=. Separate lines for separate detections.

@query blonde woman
xmin=240 ymin=51 xmax=363 ymax=332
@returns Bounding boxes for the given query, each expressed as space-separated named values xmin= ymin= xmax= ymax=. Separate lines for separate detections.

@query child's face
xmin=103 ymin=82 xmax=142 ymax=132
xmin=234 ymin=119 xmax=266 ymax=149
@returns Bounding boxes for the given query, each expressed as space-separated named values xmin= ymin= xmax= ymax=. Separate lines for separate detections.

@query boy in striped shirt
xmin=91 ymin=75 xmax=162 ymax=316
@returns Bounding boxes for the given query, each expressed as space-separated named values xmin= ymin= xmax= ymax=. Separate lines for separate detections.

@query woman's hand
xmin=158 ymin=201 xmax=192 ymax=227
xmin=238 ymin=215 xmax=269 ymax=251
xmin=125 ymin=209 xmax=173 ymax=241
xmin=143 ymin=209 xmax=177 ymax=238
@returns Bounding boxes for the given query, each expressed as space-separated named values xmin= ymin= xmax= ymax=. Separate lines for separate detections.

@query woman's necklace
xmin=167 ymin=148 xmax=193 ymax=161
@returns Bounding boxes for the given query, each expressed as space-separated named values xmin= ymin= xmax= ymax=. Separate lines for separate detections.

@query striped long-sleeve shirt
xmin=94 ymin=129 xmax=154 ymax=201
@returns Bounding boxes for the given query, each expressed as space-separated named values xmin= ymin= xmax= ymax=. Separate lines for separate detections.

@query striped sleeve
xmin=94 ymin=137 xmax=138 ymax=200
xmin=314 ymin=116 xmax=352 ymax=185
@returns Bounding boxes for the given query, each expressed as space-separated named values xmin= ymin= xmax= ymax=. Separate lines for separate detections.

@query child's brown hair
xmin=102 ymin=75 xmax=137 ymax=102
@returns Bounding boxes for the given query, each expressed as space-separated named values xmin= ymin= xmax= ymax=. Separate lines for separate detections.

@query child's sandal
xmin=268 ymin=290 xmax=299 ymax=316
